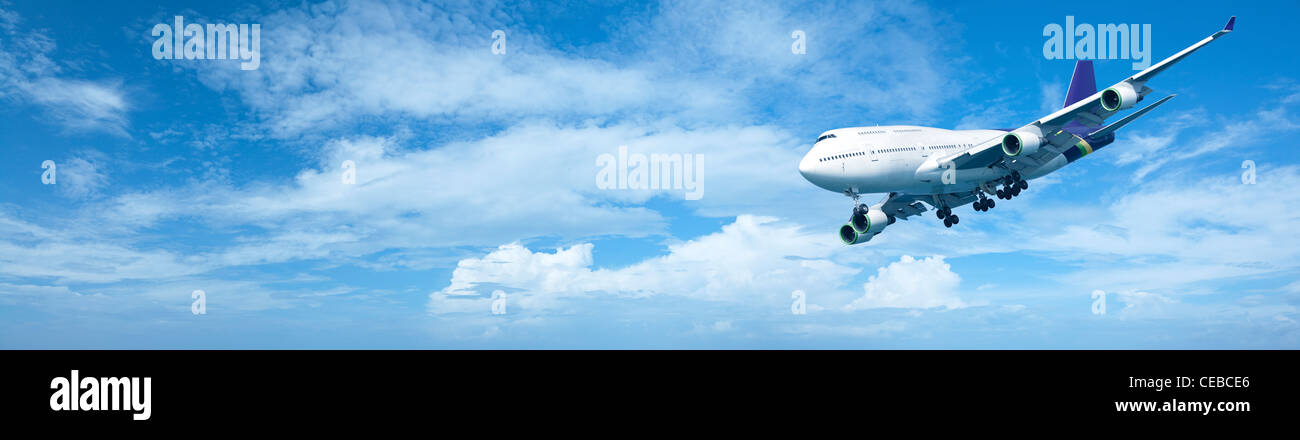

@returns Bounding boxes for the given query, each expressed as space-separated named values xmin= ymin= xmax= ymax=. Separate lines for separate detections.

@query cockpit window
xmin=816 ymin=133 xmax=837 ymax=143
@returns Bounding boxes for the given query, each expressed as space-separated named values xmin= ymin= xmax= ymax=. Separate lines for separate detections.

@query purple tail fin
xmin=1063 ymin=60 xmax=1096 ymax=108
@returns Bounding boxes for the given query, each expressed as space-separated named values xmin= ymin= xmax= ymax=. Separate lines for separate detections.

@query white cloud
xmin=0 ymin=223 xmax=204 ymax=284
xmin=845 ymin=255 xmax=966 ymax=310
xmin=1113 ymin=290 xmax=1177 ymax=319
xmin=1019 ymin=165 xmax=1300 ymax=292
xmin=1039 ymin=81 xmax=1063 ymax=115
xmin=179 ymin=0 xmax=967 ymax=138
xmin=0 ymin=8 xmax=129 ymax=135
xmin=53 ymin=154 xmax=110 ymax=199
xmin=21 ymin=78 xmax=129 ymax=135
xmin=191 ymin=0 xmax=725 ymax=137
xmin=0 ymin=0 xmax=982 ymax=292
xmin=0 ymin=112 xmax=821 ymax=292
xmin=429 ymin=215 xmax=860 ymax=314
xmin=30 ymin=116 xmax=824 ymax=276
xmin=784 ymin=321 xmax=907 ymax=337
xmin=1109 ymin=110 xmax=1203 ymax=167
xmin=1125 ymin=102 xmax=1300 ymax=183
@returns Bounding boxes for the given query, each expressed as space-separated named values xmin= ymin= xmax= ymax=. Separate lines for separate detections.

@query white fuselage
xmin=796 ymin=125 xmax=1067 ymax=196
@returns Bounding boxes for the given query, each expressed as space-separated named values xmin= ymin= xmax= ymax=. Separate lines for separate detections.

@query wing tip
xmin=1224 ymin=16 xmax=1236 ymax=32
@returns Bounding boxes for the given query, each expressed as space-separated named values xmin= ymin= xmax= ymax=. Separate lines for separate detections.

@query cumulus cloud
xmin=430 ymin=215 xmax=859 ymax=314
xmin=845 ymin=255 xmax=966 ymax=310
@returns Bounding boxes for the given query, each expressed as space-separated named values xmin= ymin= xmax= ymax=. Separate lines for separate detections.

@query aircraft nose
xmin=798 ymin=154 xmax=815 ymax=181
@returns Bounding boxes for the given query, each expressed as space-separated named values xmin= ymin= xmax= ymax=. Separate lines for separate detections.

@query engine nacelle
xmin=842 ymin=208 xmax=891 ymax=245
xmin=1001 ymin=128 xmax=1044 ymax=157
xmin=851 ymin=207 xmax=889 ymax=234
xmin=839 ymin=224 xmax=871 ymax=244
xmin=1101 ymin=82 xmax=1139 ymax=112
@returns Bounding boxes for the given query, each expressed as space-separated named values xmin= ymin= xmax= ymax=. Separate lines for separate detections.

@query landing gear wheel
xmin=943 ymin=217 xmax=952 ymax=228
xmin=950 ymin=215 xmax=959 ymax=225
xmin=987 ymin=199 xmax=995 ymax=209
xmin=1018 ymin=180 xmax=1028 ymax=190
xmin=996 ymin=189 xmax=1005 ymax=199
xmin=936 ymin=209 xmax=946 ymax=219
xmin=974 ymin=201 xmax=984 ymax=211
xmin=1011 ymin=186 xmax=1021 ymax=197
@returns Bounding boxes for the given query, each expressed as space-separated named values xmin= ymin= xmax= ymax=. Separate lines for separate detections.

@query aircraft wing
xmin=940 ymin=16 xmax=1234 ymax=171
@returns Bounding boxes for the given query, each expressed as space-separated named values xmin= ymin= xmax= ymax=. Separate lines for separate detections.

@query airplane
xmin=797 ymin=17 xmax=1235 ymax=245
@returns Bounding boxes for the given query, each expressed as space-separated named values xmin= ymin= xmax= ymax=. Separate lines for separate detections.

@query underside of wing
xmin=875 ymin=192 xmax=928 ymax=220
xmin=940 ymin=137 xmax=1005 ymax=170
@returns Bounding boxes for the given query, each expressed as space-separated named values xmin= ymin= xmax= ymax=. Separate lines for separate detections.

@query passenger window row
xmin=816 ymin=144 xmax=973 ymax=163
xmin=818 ymin=151 xmax=865 ymax=162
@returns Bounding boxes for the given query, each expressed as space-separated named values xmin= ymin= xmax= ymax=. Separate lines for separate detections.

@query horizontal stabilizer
xmin=1087 ymin=95 xmax=1176 ymax=139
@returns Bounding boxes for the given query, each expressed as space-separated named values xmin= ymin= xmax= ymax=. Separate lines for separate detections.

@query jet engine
xmin=1001 ymin=126 xmax=1044 ymax=157
xmin=840 ymin=207 xmax=891 ymax=245
xmin=1101 ymin=82 xmax=1139 ymax=112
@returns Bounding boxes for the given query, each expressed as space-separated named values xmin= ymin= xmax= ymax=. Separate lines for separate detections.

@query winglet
xmin=1224 ymin=16 xmax=1236 ymax=32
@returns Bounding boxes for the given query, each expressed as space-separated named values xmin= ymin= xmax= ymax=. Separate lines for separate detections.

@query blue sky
xmin=1 ymin=0 xmax=1297 ymax=348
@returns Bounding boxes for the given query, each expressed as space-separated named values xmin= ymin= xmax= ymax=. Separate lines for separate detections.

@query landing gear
xmin=997 ymin=173 xmax=1029 ymax=200
xmin=974 ymin=191 xmax=994 ymax=212
xmin=933 ymin=202 xmax=958 ymax=227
